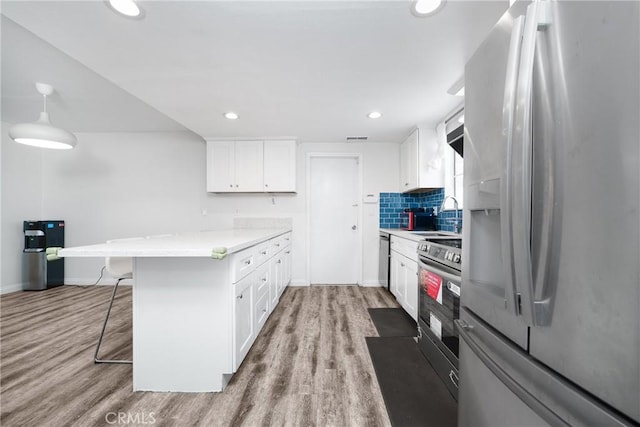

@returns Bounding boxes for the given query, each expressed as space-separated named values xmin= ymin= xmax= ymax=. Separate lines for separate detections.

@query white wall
xmin=1 ymin=131 xmax=399 ymax=292
xmin=200 ymin=141 xmax=399 ymax=285
xmin=1 ymin=122 xmax=44 ymax=293
xmin=40 ymin=131 xmax=208 ymax=284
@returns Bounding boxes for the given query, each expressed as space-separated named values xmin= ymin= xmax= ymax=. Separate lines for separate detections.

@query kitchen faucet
xmin=439 ymin=195 xmax=462 ymax=234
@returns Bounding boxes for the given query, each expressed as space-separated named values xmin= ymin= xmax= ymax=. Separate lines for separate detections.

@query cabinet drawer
xmin=254 ymin=242 xmax=271 ymax=267
xmin=232 ymin=248 xmax=256 ymax=283
xmin=271 ymin=237 xmax=284 ymax=254
xmin=271 ymin=233 xmax=291 ymax=254
xmin=391 ymin=236 xmax=418 ymax=261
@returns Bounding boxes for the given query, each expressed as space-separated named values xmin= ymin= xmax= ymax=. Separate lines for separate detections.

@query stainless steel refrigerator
xmin=458 ymin=0 xmax=639 ymax=425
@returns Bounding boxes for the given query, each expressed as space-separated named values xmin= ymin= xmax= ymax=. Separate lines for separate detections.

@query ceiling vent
xmin=346 ymin=136 xmax=368 ymax=142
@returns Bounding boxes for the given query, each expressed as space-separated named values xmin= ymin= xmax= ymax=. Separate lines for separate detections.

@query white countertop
xmin=380 ymin=228 xmax=425 ymax=242
xmin=380 ymin=228 xmax=459 ymax=242
xmin=58 ymin=228 xmax=290 ymax=258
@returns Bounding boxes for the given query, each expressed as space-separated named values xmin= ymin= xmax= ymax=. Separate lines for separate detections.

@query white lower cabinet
xmin=389 ymin=236 xmax=419 ymax=321
xmin=254 ymin=263 xmax=270 ymax=331
xmin=282 ymin=248 xmax=292 ymax=296
xmin=390 ymin=251 xmax=405 ymax=301
xmin=232 ymin=232 xmax=292 ymax=370
xmin=270 ymin=253 xmax=283 ymax=308
xmin=403 ymin=259 xmax=418 ymax=320
xmin=234 ymin=273 xmax=254 ymax=369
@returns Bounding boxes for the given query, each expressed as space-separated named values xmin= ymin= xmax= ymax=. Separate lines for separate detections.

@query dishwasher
xmin=378 ymin=231 xmax=390 ymax=291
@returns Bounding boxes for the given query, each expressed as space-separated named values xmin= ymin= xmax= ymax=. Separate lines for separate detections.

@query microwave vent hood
xmin=447 ymin=124 xmax=464 ymax=158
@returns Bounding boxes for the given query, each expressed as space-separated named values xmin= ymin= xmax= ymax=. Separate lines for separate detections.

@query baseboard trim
xmin=0 ymin=283 xmax=24 ymax=295
xmin=0 ymin=278 xmax=134 ymax=295
xmin=360 ymin=280 xmax=385 ymax=287
xmin=64 ymin=278 xmax=132 ymax=286
xmin=289 ymin=280 xmax=310 ymax=287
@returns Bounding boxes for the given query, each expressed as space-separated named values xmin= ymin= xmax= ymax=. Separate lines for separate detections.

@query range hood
xmin=444 ymin=106 xmax=464 ymax=158
xmin=447 ymin=123 xmax=464 ymax=158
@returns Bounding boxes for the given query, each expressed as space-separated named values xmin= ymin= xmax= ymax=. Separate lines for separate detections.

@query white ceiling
xmin=1 ymin=0 xmax=508 ymax=143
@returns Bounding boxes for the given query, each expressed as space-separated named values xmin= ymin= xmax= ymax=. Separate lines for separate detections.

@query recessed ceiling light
xmin=107 ymin=0 xmax=142 ymax=18
xmin=411 ymin=0 xmax=445 ymax=17
xmin=224 ymin=112 xmax=239 ymax=120
xmin=367 ymin=111 xmax=382 ymax=119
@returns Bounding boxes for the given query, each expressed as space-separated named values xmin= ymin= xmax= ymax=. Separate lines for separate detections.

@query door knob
xmin=352 ymin=225 xmax=357 ymax=230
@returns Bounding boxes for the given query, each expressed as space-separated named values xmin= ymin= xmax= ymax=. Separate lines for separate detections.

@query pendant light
xmin=9 ymin=83 xmax=77 ymax=150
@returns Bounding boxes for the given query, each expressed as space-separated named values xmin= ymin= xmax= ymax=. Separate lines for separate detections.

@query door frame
xmin=306 ymin=152 xmax=363 ymax=286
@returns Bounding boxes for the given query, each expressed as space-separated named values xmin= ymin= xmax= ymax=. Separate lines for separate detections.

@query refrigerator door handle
xmin=455 ymin=318 xmax=568 ymax=427
xmin=530 ymin=1 xmax=554 ymax=326
xmin=500 ymin=14 xmax=526 ymax=317
xmin=511 ymin=0 xmax=552 ymax=326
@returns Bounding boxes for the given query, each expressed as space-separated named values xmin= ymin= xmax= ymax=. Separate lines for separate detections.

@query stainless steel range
xmin=417 ymin=236 xmax=461 ymax=400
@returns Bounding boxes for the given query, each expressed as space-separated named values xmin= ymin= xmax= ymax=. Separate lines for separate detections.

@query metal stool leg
xmin=94 ymin=279 xmax=132 ymax=364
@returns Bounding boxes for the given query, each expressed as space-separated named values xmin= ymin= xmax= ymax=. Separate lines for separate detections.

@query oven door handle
xmin=418 ymin=259 xmax=461 ymax=284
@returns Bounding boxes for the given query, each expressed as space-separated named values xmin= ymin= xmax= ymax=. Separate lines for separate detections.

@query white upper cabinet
xmin=235 ymin=140 xmax=264 ymax=192
xmin=263 ymin=140 xmax=296 ymax=192
xmin=206 ymin=141 xmax=235 ymax=192
xmin=400 ymin=130 xmax=419 ymax=191
xmin=207 ymin=140 xmax=296 ymax=193
xmin=399 ymin=128 xmax=445 ymax=192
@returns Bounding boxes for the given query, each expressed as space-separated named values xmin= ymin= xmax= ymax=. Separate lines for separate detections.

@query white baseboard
xmin=64 ymin=277 xmax=132 ymax=286
xmin=360 ymin=280 xmax=384 ymax=287
xmin=0 ymin=278 xmax=133 ymax=295
xmin=0 ymin=283 xmax=24 ymax=295
xmin=289 ymin=280 xmax=310 ymax=287
xmin=288 ymin=281 xmax=384 ymax=287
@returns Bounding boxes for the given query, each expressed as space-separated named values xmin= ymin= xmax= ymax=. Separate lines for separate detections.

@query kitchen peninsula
xmin=59 ymin=228 xmax=292 ymax=392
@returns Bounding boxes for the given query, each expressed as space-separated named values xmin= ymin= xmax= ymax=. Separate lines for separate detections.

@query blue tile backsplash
xmin=379 ymin=188 xmax=463 ymax=233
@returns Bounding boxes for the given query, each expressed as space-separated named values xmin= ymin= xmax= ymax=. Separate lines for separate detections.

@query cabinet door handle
xmin=237 ymin=293 xmax=243 ymax=299
xmin=265 ymin=184 xmax=269 ymax=188
xmin=285 ymin=251 xmax=291 ymax=254
xmin=229 ymin=184 xmax=233 ymax=188
xmin=261 ymin=250 xmax=268 ymax=255
xmin=244 ymin=260 xmax=252 ymax=265
xmin=262 ymin=277 xmax=267 ymax=282
xmin=277 ymin=260 xmax=282 ymax=264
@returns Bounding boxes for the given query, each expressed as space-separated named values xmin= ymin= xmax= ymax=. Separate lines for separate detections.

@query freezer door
xmin=462 ymin=0 xmax=531 ymax=349
xmin=457 ymin=309 xmax=634 ymax=427
xmin=527 ymin=1 xmax=640 ymax=422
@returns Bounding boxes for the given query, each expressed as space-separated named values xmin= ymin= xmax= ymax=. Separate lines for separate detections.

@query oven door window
xmin=419 ymin=261 xmax=461 ymax=358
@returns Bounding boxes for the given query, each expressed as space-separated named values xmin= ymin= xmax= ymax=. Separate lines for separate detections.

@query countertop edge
xmin=58 ymin=228 xmax=291 ymax=258
xmin=380 ymin=228 xmax=424 ymax=242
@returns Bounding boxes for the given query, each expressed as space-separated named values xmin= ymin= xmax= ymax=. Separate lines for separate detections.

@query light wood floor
xmin=1 ymin=285 xmax=398 ymax=426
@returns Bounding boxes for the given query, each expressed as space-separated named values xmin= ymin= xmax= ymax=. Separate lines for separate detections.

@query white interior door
xmin=309 ymin=155 xmax=360 ymax=285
